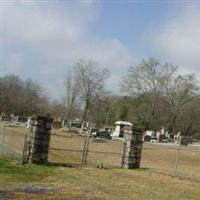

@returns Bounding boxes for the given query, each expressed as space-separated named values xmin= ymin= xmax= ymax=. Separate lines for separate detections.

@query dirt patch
xmin=0 ymin=190 xmax=14 ymax=200
xmin=14 ymin=186 xmax=56 ymax=194
xmin=0 ymin=186 xmax=58 ymax=200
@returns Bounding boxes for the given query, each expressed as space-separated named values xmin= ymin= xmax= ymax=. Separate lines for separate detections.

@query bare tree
xmin=74 ymin=59 xmax=110 ymax=121
xmin=122 ymin=58 xmax=200 ymax=138
xmin=89 ymin=89 xmax=111 ymax=127
xmin=122 ymin=59 xmax=181 ymax=134
xmin=63 ymin=70 xmax=79 ymax=120
xmin=164 ymin=74 xmax=199 ymax=136
xmin=122 ymin=58 xmax=169 ymax=134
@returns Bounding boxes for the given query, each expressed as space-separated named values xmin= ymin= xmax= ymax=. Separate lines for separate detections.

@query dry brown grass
xmin=1 ymin=125 xmax=200 ymax=200
xmin=1 ymin=162 xmax=200 ymax=200
xmin=1 ymin=125 xmax=200 ymax=179
xmin=141 ymin=143 xmax=200 ymax=179
xmin=49 ymin=129 xmax=200 ymax=180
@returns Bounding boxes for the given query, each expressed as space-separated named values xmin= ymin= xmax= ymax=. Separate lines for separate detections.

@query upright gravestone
xmin=11 ymin=114 xmax=19 ymax=123
xmin=0 ymin=113 xmax=11 ymax=122
xmin=121 ymin=126 xmax=144 ymax=169
xmin=0 ymin=113 xmax=3 ymax=121
xmin=29 ymin=116 xmax=54 ymax=164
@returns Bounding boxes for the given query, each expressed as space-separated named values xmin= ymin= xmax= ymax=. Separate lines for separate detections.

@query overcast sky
xmin=1 ymin=0 xmax=200 ymax=100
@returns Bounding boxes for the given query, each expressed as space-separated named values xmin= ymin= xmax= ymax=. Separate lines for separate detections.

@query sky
xmin=1 ymin=0 xmax=200 ymax=100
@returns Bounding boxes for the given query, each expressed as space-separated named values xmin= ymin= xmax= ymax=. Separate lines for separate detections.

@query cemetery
xmin=1 ymin=1 xmax=200 ymax=199
xmin=1 ymin=113 xmax=200 ymax=200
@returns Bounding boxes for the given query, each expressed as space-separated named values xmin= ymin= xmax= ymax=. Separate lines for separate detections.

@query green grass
xmin=1 ymin=156 xmax=200 ymax=200
xmin=0 ymin=145 xmax=22 ymax=162
xmin=0 ymin=156 xmax=58 ymax=185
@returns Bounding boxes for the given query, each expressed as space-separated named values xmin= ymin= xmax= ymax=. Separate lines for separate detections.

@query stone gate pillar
xmin=29 ymin=116 xmax=53 ymax=164
xmin=121 ymin=127 xmax=144 ymax=169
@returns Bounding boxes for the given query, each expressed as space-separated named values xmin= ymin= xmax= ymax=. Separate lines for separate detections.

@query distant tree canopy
xmin=1 ymin=58 xmax=200 ymax=139
xmin=107 ymin=96 xmax=134 ymax=124
xmin=122 ymin=58 xmax=200 ymax=138
xmin=0 ymin=75 xmax=49 ymax=116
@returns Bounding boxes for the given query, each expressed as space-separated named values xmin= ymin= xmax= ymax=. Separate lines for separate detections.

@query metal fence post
xmin=0 ymin=128 xmax=4 ymax=145
xmin=174 ymin=143 xmax=181 ymax=176
xmin=82 ymin=131 xmax=90 ymax=165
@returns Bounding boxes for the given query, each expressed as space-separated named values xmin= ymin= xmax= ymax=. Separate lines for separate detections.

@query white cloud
xmin=5 ymin=52 xmax=24 ymax=74
xmin=152 ymin=5 xmax=200 ymax=75
xmin=3 ymin=1 xmax=133 ymax=99
xmin=5 ymin=1 xmax=98 ymax=46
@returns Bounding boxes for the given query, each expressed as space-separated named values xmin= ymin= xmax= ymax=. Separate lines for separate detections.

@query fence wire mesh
xmin=141 ymin=143 xmax=200 ymax=181
xmin=1 ymin=124 xmax=200 ymax=181
xmin=0 ymin=124 xmax=26 ymax=161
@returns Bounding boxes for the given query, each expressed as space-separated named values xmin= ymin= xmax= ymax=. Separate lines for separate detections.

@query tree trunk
xmin=82 ymin=99 xmax=89 ymax=121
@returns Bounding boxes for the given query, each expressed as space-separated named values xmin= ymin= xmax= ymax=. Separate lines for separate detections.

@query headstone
xmin=81 ymin=121 xmax=90 ymax=132
xmin=27 ymin=117 xmax=32 ymax=129
xmin=0 ymin=113 xmax=11 ymax=122
xmin=180 ymin=136 xmax=189 ymax=145
xmin=53 ymin=121 xmax=62 ymax=129
xmin=18 ymin=116 xmax=28 ymax=123
xmin=11 ymin=114 xmax=19 ymax=123
xmin=121 ymin=127 xmax=144 ymax=169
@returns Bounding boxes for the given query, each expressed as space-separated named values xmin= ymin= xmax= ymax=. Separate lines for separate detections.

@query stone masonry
xmin=121 ymin=126 xmax=144 ymax=169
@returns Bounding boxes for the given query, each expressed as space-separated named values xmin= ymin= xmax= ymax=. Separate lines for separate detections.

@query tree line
xmin=1 ymin=58 xmax=200 ymax=138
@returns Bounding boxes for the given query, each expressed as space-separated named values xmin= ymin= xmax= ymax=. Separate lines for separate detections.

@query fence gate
xmin=23 ymin=120 xmax=144 ymax=168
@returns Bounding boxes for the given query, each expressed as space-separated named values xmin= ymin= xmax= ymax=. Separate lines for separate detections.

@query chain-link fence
xmin=1 ymin=124 xmax=200 ymax=181
xmin=48 ymin=134 xmax=86 ymax=165
xmin=141 ymin=143 xmax=200 ymax=181
xmin=86 ymin=138 xmax=123 ymax=168
xmin=48 ymin=133 xmax=124 ymax=168
xmin=0 ymin=124 xmax=27 ymax=161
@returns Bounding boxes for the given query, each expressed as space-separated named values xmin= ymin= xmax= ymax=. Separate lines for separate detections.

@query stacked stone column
xmin=29 ymin=116 xmax=53 ymax=164
xmin=121 ymin=127 xmax=144 ymax=169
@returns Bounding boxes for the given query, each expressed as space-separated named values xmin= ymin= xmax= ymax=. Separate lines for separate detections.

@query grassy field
xmin=1 ymin=156 xmax=200 ymax=200
xmin=1 ymin=125 xmax=200 ymax=199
